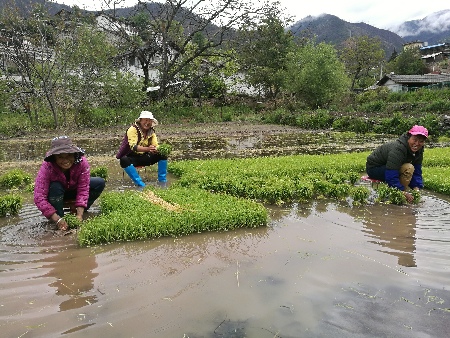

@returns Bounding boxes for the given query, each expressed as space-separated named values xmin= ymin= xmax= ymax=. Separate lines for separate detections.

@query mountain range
xmin=289 ymin=14 xmax=405 ymax=58
xmin=1 ymin=0 xmax=449 ymax=58
xmin=290 ymin=9 xmax=450 ymax=57
xmin=392 ymin=9 xmax=450 ymax=44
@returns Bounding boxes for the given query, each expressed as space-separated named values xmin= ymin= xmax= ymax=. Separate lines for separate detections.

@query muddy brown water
xmin=1 ymin=125 xmax=450 ymax=337
xmin=0 ymin=123 xmax=420 ymax=162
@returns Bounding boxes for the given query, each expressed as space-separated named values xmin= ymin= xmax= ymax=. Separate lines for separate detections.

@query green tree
xmin=180 ymin=39 xmax=237 ymax=101
xmin=235 ymin=13 xmax=294 ymax=99
xmin=0 ymin=74 xmax=13 ymax=112
xmin=100 ymin=0 xmax=279 ymax=98
xmin=386 ymin=47 xmax=429 ymax=75
xmin=0 ymin=4 xmax=64 ymax=126
xmin=388 ymin=48 xmax=398 ymax=62
xmin=0 ymin=4 xmax=135 ymax=127
xmin=284 ymin=41 xmax=350 ymax=108
xmin=56 ymin=24 xmax=120 ymax=124
xmin=340 ymin=35 xmax=385 ymax=90
xmin=101 ymin=71 xmax=147 ymax=110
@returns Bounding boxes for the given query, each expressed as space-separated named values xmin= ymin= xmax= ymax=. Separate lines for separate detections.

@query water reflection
xmin=269 ymin=200 xmax=419 ymax=268
xmin=1 ymin=194 xmax=450 ymax=337
xmin=342 ymin=204 xmax=417 ymax=267
xmin=413 ymin=193 xmax=450 ymax=288
xmin=108 ymin=224 xmax=272 ymax=274
xmin=41 ymin=247 xmax=98 ymax=312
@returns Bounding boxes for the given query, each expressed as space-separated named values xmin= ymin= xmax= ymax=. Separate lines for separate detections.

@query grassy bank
xmin=2 ymin=86 xmax=450 ymax=139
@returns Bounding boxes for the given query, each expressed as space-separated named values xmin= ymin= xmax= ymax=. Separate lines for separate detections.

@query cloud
xmin=387 ymin=9 xmax=450 ymax=37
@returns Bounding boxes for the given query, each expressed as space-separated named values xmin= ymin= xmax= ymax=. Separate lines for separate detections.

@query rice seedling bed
xmin=169 ymin=148 xmax=450 ymax=206
xmin=170 ymin=153 xmax=369 ymax=205
xmin=77 ymin=186 xmax=268 ymax=247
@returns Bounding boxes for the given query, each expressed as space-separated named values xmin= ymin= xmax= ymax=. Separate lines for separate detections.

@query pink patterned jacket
xmin=34 ymin=157 xmax=90 ymax=218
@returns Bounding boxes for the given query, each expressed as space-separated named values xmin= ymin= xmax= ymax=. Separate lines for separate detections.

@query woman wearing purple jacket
xmin=34 ymin=136 xmax=105 ymax=231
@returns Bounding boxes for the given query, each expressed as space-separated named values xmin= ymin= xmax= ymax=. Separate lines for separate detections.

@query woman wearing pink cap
xmin=366 ymin=125 xmax=428 ymax=203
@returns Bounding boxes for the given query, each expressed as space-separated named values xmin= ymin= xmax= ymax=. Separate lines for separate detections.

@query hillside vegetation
xmin=1 ymin=1 xmax=449 ymax=140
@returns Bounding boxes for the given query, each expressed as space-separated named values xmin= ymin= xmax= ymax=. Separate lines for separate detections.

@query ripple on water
xmin=416 ymin=193 xmax=450 ymax=231
xmin=0 ymin=204 xmax=56 ymax=246
xmin=1 ymin=190 xmax=450 ymax=337
xmin=411 ymin=193 xmax=450 ymax=288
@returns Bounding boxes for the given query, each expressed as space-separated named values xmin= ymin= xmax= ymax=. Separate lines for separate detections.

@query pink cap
xmin=409 ymin=125 xmax=428 ymax=138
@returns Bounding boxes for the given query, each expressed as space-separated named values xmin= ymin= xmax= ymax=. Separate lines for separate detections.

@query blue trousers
xmin=366 ymin=165 xmax=386 ymax=181
xmin=48 ymin=177 xmax=106 ymax=217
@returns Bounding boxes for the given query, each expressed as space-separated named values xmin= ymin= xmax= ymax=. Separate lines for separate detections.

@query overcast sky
xmin=55 ymin=0 xmax=449 ymax=31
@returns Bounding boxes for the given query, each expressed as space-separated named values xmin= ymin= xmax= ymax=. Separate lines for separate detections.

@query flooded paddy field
xmin=0 ymin=122 xmax=411 ymax=162
xmin=1 ymin=123 xmax=450 ymax=337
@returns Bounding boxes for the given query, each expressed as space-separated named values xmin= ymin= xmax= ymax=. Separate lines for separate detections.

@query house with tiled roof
xmin=375 ymin=73 xmax=450 ymax=92
xmin=420 ymin=43 xmax=450 ymax=64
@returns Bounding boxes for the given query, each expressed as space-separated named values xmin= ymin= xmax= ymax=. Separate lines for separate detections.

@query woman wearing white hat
xmin=116 ymin=111 xmax=168 ymax=187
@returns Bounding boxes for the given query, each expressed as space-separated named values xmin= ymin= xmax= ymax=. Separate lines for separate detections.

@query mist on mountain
xmin=391 ymin=9 xmax=450 ymax=44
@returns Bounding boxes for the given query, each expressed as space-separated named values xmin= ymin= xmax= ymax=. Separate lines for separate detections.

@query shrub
xmin=425 ymin=99 xmax=450 ymax=112
xmin=0 ymin=194 xmax=23 ymax=217
xmin=296 ymin=110 xmax=334 ymax=129
xmin=357 ymin=87 xmax=390 ymax=104
xmin=359 ymin=100 xmax=385 ymax=113
xmin=332 ymin=116 xmax=371 ymax=133
xmin=90 ymin=166 xmax=108 ymax=180
xmin=262 ymin=109 xmax=297 ymax=126
xmin=418 ymin=113 xmax=440 ymax=136
xmin=0 ymin=169 xmax=31 ymax=189
xmin=373 ymin=113 xmax=414 ymax=135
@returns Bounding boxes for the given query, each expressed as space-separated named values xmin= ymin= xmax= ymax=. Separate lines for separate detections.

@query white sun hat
xmin=138 ymin=111 xmax=158 ymax=125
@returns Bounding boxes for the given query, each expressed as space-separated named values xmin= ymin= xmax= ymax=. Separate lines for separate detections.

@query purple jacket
xmin=34 ymin=157 xmax=91 ymax=218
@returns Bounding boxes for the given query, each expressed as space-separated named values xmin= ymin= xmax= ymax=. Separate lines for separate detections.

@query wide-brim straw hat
xmin=136 ymin=110 xmax=158 ymax=126
xmin=44 ymin=136 xmax=85 ymax=162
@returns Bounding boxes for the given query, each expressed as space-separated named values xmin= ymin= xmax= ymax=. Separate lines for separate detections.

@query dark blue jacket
xmin=366 ymin=133 xmax=424 ymax=190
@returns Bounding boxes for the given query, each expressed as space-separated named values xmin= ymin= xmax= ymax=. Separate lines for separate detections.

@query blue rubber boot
xmin=157 ymin=160 xmax=168 ymax=182
xmin=123 ymin=164 xmax=145 ymax=187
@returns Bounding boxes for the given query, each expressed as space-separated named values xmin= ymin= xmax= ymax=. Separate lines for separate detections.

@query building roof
xmin=421 ymin=52 xmax=443 ymax=59
xmin=420 ymin=43 xmax=446 ymax=50
xmin=377 ymin=74 xmax=450 ymax=86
